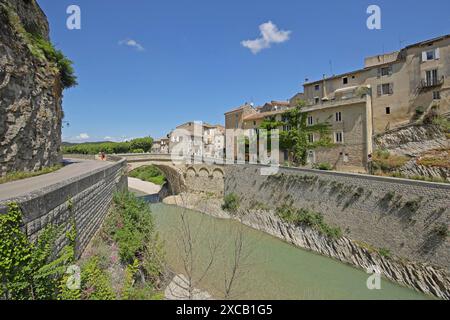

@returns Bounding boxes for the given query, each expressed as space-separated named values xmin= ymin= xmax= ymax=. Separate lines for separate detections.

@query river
xmin=146 ymin=201 xmax=431 ymax=300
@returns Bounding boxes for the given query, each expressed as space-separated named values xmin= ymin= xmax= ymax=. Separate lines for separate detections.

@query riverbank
xmin=162 ymin=192 xmax=449 ymax=300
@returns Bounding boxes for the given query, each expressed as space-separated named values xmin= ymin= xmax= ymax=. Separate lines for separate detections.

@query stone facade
xmin=303 ymin=35 xmax=450 ymax=134
xmin=0 ymin=158 xmax=128 ymax=257
xmin=0 ymin=0 xmax=64 ymax=176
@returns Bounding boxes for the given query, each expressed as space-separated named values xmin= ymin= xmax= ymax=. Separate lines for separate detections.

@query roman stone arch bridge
xmin=119 ymin=154 xmax=225 ymax=196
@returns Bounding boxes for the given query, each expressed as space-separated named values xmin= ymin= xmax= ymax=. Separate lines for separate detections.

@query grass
xmin=313 ymin=162 xmax=332 ymax=171
xmin=128 ymin=165 xmax=166 ymax=185
xmin=81 ymin=191 xmax=165 ymax=300
xmin=276 ymin=205 xmax=342 ymax=239
xmin=416 ymin=149 xmax=450 ymax=169
xmin=0 ymin=164 xmax=63 ymax=184
xmin=372 ymin=149 xmax=410 ymax=172
xmin=222 ymin=193 xmax=240 ymax=213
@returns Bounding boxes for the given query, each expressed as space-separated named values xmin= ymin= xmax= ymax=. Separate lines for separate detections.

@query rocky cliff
xmin=0 ymin=0 xmax=73 ymax=175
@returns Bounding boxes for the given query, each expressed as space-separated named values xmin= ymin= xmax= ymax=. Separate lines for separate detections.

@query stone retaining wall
xmin=0 ymin=158 xmax=128 ymax=257
xmin=225 ymin=164 xmax=449 ymax=270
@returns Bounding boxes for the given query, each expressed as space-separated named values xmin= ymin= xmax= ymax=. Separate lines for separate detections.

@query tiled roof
xmin=243 ymin=108 xmax=293 ymax=121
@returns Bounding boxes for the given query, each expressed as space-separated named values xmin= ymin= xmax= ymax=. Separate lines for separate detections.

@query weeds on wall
xmin=276 ymin=205 xmax=342 ymax=240
xmin=1 ymin=3 xmax=77 ymax=89
xmin=222 ymin=193 xmax=240 ymax=213
xmin=0 ymin=203 xmax=76 ymax=300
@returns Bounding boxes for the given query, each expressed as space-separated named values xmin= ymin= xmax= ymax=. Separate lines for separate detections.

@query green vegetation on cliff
xmin=129 ymin=165 xmax=166 ymax=186
xmin=276 ymin=205 xmax=342 ymax=239
xmin=1 ymin=2 xmax=77 ymax=89
xmin=63 ymin=137 xmax=154 ymax=155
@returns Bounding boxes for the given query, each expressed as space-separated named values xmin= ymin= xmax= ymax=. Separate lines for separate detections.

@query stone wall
xmin=0 ymin=0 xmax=63 ymax=175
xmin=225 ymin=164 xmax=449 ymax=270
xmin=0 ymin=158 xmax=128 ymax=257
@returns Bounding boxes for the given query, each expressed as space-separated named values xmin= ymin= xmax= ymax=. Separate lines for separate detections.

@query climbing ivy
xmin=0 ymin=202 xmax=77 ymax=300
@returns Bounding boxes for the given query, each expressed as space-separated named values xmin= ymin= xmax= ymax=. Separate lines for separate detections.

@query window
xmin=342 ymin=77 xmax=348 ymax=85
xmin=433 ymin=91 xmax=441 ymax=100
xmin=385 ymin=107 xmax=391 ymax=115
xmin=308 ymin=134 xmax=314 ymax=143
xmin=335 ymin=132 xmax=343 ymax=144
xmin=380 ymin=66 xmax=392 ymax=76
xmin=335 ymin=112 xmax=342 ymax=122
xmin=426 ymin=69 xmax=439 ymax=86
xmin=377 ymin=83 xmax=393 ymax=96
xmin=307 ymin=116 xmax=314 ymax=126
xmin=314 ymin=97 xmax=320 ymax=104
xmin=422 ymin=48 xmax=440 ymax=62
xmin=315 ymin=84 xmax=320 ymax=91
xmin=253 ymin=121 xmax=257 ymax=126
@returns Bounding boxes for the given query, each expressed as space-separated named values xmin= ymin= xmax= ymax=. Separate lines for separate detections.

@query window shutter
xmin=377 ymin=84 xmax=382 ymax=96
xmin=422 ymin=52 xmax=427 ymax=62
xmin=435 ymin=48 xmax=440 ymax=59
xmin=388 ymin=66 xmax=393 ymax=76
xmin=377 ymin=68 xmax=381 ymax=78
xmin=389 ymin=83 xmax=394 ymax=95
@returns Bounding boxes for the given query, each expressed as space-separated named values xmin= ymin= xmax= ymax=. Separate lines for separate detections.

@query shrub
xmin=222 ymin=193 xmax=240 ymax=213
xmin=433 ymin=115 xmax=450 ymax=133
xmin=276 ymin=205 xmax=342 ymax=239
xmin=129 ymin=165 xmax=166 ymax=186
xmin=80 ymin=258 xmax=115 ymax=300
xmin=129 ymin=137 xmax=153 ymax=153
xmin=313 ymin=162 xmax=332 ymax=171
xmin=372 ymin=150 xmax=409 ymax=172
xmin=378 ymin=248 xmax=391 ymax=258
xmin=0 ymin=203 xmax=76 ymax=300
xmin=415 ymin=106 xmax=426 ymax=116
xmin=433 ymin=223 xmax=449 ymax=238
xmin=131 ymin=149 xmax=145 ymax=154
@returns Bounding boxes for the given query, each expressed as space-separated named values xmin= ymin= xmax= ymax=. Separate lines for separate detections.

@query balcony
xmin=419 ymin=76 xmax=444 ymax=90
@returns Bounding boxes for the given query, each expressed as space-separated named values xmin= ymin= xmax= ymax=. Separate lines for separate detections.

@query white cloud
xmin=64 ymin=133 xmax=90 ymax=143
xmin=119 ymin=39 xmax=145 ymax=51
xmin=76 ymin=133 xmax=90 ymax=140
xmin=241 ymin=21 xmax=291 ymax=54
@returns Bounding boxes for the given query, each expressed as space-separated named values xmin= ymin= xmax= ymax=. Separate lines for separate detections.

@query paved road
xmin=0 ymin=158 xmax=113 ymax=201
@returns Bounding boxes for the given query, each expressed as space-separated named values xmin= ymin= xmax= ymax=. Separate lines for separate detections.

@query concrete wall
xmin=0 ymin=158 xmax=128 ymax=257
xmin=225 ymin=164 xmax=450 ymax=271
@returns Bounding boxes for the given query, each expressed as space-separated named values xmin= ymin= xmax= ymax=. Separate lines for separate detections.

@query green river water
xmin=148 ymin=202 xmax=430 ymax=300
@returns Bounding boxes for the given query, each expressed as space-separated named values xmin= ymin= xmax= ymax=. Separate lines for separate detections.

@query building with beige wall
xmin=151 ymin=137 xmax=170 ymax=154
xmin=302 ymin=34 xmax=450 ymax=134
xmin=169 ymin=122 xmax=225 ymax=159
xmin=224 ymin=34 xmax=449 ymax=171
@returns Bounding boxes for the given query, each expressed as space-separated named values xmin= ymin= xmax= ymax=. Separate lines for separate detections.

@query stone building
xmin=224 ymin=34 xmax=450 ymax=171
xmin=303 ymin=34 xmax=450 ymax=134
xmin=151 ymin=137 xmax=170 ymax=154
xmin=169 ymin=122 xmax=225 ymax=159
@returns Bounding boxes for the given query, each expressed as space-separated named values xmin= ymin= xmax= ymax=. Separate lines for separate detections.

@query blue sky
xmin=37 ymin=0 xmax=450 ymax=142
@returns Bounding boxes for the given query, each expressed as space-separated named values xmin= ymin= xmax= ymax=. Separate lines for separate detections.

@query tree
xmin=130 ymin=137 xmax=153 ymax=153
xmin=260 ymin=99 xmax=333 ymax=166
